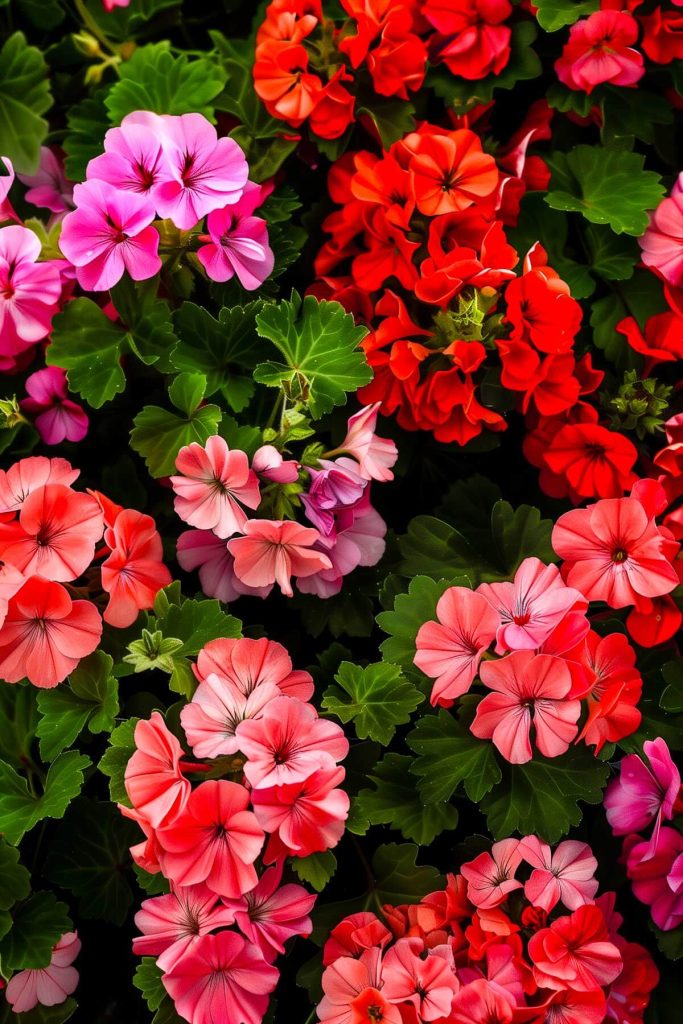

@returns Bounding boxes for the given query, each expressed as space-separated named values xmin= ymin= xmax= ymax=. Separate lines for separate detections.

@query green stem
xmin=73 ymin=0 xmax=118 ymax=56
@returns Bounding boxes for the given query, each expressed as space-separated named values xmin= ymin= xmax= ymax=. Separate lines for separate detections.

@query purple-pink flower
xmin=17 ymin=147 xmax=73 ymax=216
xmin=197 ymin=181 xmax=274 ymax=289
xmin=21 ymin=367 xmax=88 ymax=445
xmin=301 ymin=458 xmax=366 ymax=537
xmin=0 ymin=225 xmax=62 ymax=370
xmin=86 ymin=115 xmax=169 ymax=198
xmin=604 ymin=737 xmax=681 ymax=839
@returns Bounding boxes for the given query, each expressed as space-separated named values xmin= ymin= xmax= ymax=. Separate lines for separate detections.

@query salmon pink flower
xmin=381 ymin=936 xmax=460 ymax=1019
xmin=575 ymin=631 xmax=642 ymax=752
xmin=20 ymin=367 xmax=89 ymax=445
xmin=235 ymin=694 xmax=348 ymax=789
xmin=337 ymin=402 xmax=398 ymax=482
xmin=177 ymin=528 xmax=272 ymax=602
xmin=171 ymin=435 xmax=261 ymax=540
xmin=194 ymin=636 xmax=314 ymax=701
xmin=450 ymin=979 xmax=514 ymax=1024
xmin=460 ymin=839 xmax=523 ymax=910
xmin=0 ymin=576 xmax=101 ymax=687
xmin=124 ymin=712 xmax=191 ymax=828
xmin=639 ymin=173 xmax=683 ymax=288
xmin=414 ymin=586 xmax=499 ymax=706
xmin=323 ymin=913 xmax=393 ymax=966
xmin=251 ymin=765 xmax=349 ymax=857
xmin=528 ymin=904 xmax=623 ymax=991
xmin=156 ymin=779 xmax=264 ymax=898
xmin=228 ymin=519 xmax=333 ymax=597
xmin=221 ymin=864 xmax=315 ymax=961
xmin=162 ymin=930 xmax=278 ymax=1024
xmin=0 ymin=483 xmax=104 ymax=582
xmin=252 ymin=444 xmax=300 ymax=484
xmin=409 ymin=129 xmax=499 ymax=216
xmin=86 ymin=115 xmax=168 ymax=197
xmin=0 ymin=225 xmax=62 ymax=367
xmin=197 ymin=182 xmax=274 ymax=289
xmin=17 ymin=147 xmax=73 ymax=215
xmin=181 ymin=671 xmax=280 ymax=759
xmin=318 ymin=948 xmax=402 ymax=1024
xmin=5 ymin=932 xmax=80 ymax=1014
xmin=0 ymin=456 xmax=78 ymax=514
xmin=101 ymin=508 xmax=172 ymax=627
xmin=555 ymin=10 xmax=644 ymax=93
xmin=472 ymin=652 xmax=582 ymax=764
xmin=518 ymin=837 xmax=598 ymax=913
xmin=119 ymin=803 xmax=162 ymax=875
xmin=604 ymin=738 xmax=681 ymax=838
xmin=0 ymin=561 xmax=24 ymax=629
xmin=133 ymin=884 xmax=236 ymax=973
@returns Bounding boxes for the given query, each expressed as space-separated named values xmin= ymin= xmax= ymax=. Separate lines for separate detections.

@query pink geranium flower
xmin=59 ymin=179 xmax=161 ymax=291
xmin=0 ymin=225 xmax=62 ymax=367
xmin=221 ymin=864 xmax=315 ymax=961
xmin=197 ymin=182 xmax=275 ymax=289
xmin=0 ymin=561 xmax=24 ymax=629
xmin=301 ymin=458 xmax=366 ymax=537
xmin=555 ymin=11 xmax=644 ymax=93
xmin=0 ymin=576 xmax=102 ymax=687
xmin=640 ymin=173 xmax=683 ymax=288
xmin=154 ymin=113 xmax=249 ymax=230
xmin=177 ymin=528 xmax=272 ymax=602
xmin=194 ymin=636 xmax=313 ymax=700
xmin=626 ymin=827 xmax=683 ymax=931
xmin=528 ymin=904 xmax=623 ymax=991
xmin=20 ymin=367 xmax=89 ymax=445
xmin=0 ymin=155 xmax=15 ymax=221
xmin=478 ymin=557 xmax=587 ymax=654
xmin=102 ymin=0 xmax=130 ymax=11
xmin=552 ymin=497 xmax=679 ymax=608
xmin=17 ymin=147 xmax=73 ymax=215
xmin=228 ymin=519 xmax=333 ymax=597
xmin=157 ymin=779 xmax=264 ymax=898
xmin=171 ymin=435 xmax=261 ymax=539
xmin=133 ymin=884 xmax=236 ymax=973
xmin=604 ymin=737 xmax=681 ymax=838
xmin=0 ymin=456 xmax=78 ymax=513
xmin=381 ymin=936 xmax=460 ymax=1019
xmin=181 ymin=671 xmax=280 ymax=759
xmin=162 ymin=931 xmax=278 ymax=1024
xmin=124 ymin=712 xmax=191 ymax=828
xmin=86 ymin=116 xmax=168 ymax=197
xmin=318 ymin=949 xmax=402 ymax=1024
xmin=471 ymin=652 xmax=582 ymax=764
xmin=337 ymin=402 xmax=399 ymax=482
xmin=575 ymin=631 xmax=643 ymax=753
xmin=6 ymin=932 xmax=80 ymax=1014
xmin=252 ymin=444 xmax=300 ymax=483
xmin=235 ymin=695 xmax=348 ymax=789
xmin=414 ymin=586 xmax=499 ymax=707
xmin=101 ymin=508 xmax=172 ymax=627
xmin=460 ymin=839 xmax=523 ymax=910
xmin=450 ymin=979 xmax=514 ymax=1024
xmin=518 ymin=837 xmax=598 ymax=912
xmin=251 ymin=765 xmax=349 ymax=857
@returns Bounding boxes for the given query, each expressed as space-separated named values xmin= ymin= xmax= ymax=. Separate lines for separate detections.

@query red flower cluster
xmin=318 ymin=836 xmax=658 ymax=1024
xmin=0 ymin=456 xmax=170 ymax=687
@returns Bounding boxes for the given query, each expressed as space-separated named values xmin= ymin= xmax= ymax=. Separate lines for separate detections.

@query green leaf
xmin=355 ymin=754 xmax=458 ymax=845
xmin=63 ymin=91 xmax=109 ymax=182
xmin=408 ymin=709 xmax=501 ymax=804
xmin=372 ymin=844 xmax=442 ymax=906
xmin=0 ymin=892 xmax=71 ymax=970
xmin=323 ymin=663 xmax=423 ymax=745
xmin=0 ymin=840 xmax=31 ymax=910
xmin=590 ymin=269 xmax=666 ymax=369
xmin=105 ymin=43 xmax=227 ymax=123
xmin=398 ymin=516 xmax=483 ymax=582
xmin=583 ymin=224 xmax=639 ymax=282
xmin=98 ymin=719 xmax=139 ymax=806
xmin=506 ymin=193 xmax=595 ymax=299
xmin=147 ymin=587 xmax=242 ymax=658
xmin=533 ymin=0 xmax=598 ymax=31
xmin=36 ymin=652 xmax=119 ymax=762
xmin=168 ymin=372 xmax=207 ymax=417
xmin=356 ymin=100 xmax=415 ymax=150
xmin=130 ymin=396 xmax=222 ymax=478
xmin=661 ymin=661 xmax=683 ymax=713
xmin=44 ymin=799 xmax=139 ymax=926
xmin=490 ymin=500 xmax=556 ymax=574
xmin=650 ymin=922 xmax=683 ymax=961
xmin=0 ymin=685 xmax=38 ymax=770
xmin=546 ymin=146 xmax=665 ymax=236
xmin=480 ymin=747 xmax=610 ymax=842
xmin=81 ymin=0 xmax=180 ymax=39
xmin=16 ymin=0 xmax=65 ymax=30
xmin=291 ymin=852 xmax=337 ymax=892
xmin=255 ymin=292 xmax=371 ymax=418
xmin=46 ymin=299 xmax=127 ymax=409
xmin=0 ymin=752 xmax=90 ymax=846
xmin=0 ymin=999 xmax=77 ymax=1024
xmin=0 ymin=33 xmax=53 ymax=173
xmin=600 ymin=87 xmax=673 ymax=148
xmin=109 ymin=276 xmax=178 ymax=373
xmin=134 ymin=957 xmax=185 ymax=1024
xmin=377 ymin=576 xmax=460 ymax=683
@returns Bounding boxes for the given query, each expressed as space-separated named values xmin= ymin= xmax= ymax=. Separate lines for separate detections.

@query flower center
xmin=612 ymin=548 xmax=628 ymax=563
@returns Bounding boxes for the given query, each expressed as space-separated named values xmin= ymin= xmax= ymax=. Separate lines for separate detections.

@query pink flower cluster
xmin=176 ymin=403 xmax=398 ymax=600
xmin=414 ymin=555 xmax=645 ymax=760
xmin=605 ymin=738 xmax=683 ymax=932
xmin=122 ymin=636 xmax=350 ymax=1024
xmin=0 ymin=456 xmax=171 ymax=686
xmin=319 ymin=836 xmax=658 ymax=1024
xmin=4 ymin=932 xmax=80 ymax=1015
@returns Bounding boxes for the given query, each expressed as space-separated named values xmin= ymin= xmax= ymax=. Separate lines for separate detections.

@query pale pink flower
xmin=6 ymin=932 xmax=80 ymax=1014
xmin=0 ymin=225 xmax=61 ymax=366
xmin=228 ymin=519 xmax=333 ymax=597
xmin=221 ymin=864 xmax=315 ymax=961
xmin=236 ymin=695 xmax=348 ymax=789
xmin=171 ymin=435 xmax=260 ymax=539
xmin=0 ymin=456 xmax=78 ymax=513
xmin=604 ymin=737 xmax=681 ymax=838
xmin=155 ymin=113 xmax=248 ymax=230
xmin=133 ymin=884 xmax=236 ymax=973
xmin=414 ymin=586 xmax=499 ymax=707
xmin=59 ymin=179 xmax=161 ymax=291
xmin=461 ymin=839 xmax=523 ymax=909
xmin=197 ymin=182 xmax=274 ymax=289
xmin=382 ymin=936 xmax=460 ymax=1020
xmin=318 ymin=949 xmax=402 ymax=1024
xmin=626 ymin=827 xmax=683 ymax=931
xmin=124 ymin=711 xmax=191 ymax=828
xmin=252 ymin=444 xmax=300 ymax=483
xmin=471 ymin=651 xmax=582 ymax=764
xmin=181 ymin=671 xmax=280 ymax=759
xmin=17 ymin=147 xmax=73 ymax=215
xmin=194 ymin=636 xmax=313 ymax=700
xmin=86 ymin=115 xmax=168 ymax=197
xmin=20 ymin=367 xmax=88 ymax=445
xmin=176 ymin=528 xmax=272 ymax=602
xmin=478 ymin=557 xmax=587 ymax=654
xmin=251 ymin=766 xmax=349 ymax=857
xmin=338 ymin=402 xmax=399 ymax=482
xmin=640 ymin=173 xmax=683 ymax=288
xmin=162 ymin=931 xmax=278 ymax=1024
xmin=518 ymin=836 xmax=598 ymax=912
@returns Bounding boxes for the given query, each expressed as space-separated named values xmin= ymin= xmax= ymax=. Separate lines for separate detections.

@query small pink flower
xmin=181 ymin=671 xmax=279 ymax=759
xmin=338 ymin=402 xmax=399 ymax=482
xmin=518 ymin=836 xmax=598 ymax=912
xmin=0 ymin=225 xmax=62 ymax=366
xmin=318 ymin=949 xmax=402 ymax=1024
xmin=555 ymin=11 xmax=644 ymax=94
xmin=221 ymin=864 xmax=315 ymax=961
xmin=461 ymin=838 xmax=523 ymax=909
xmin=171 ymin=435 xmax=261 ymax=539
xmin=59 ymin=179 xmax=161 ymax=291
xmin=176 ymin=529 xmax=272 ymax=602
xmin=252 ymin=444 xmax=300 ymax=483
xmin=0 ymin=561 xmax=24 ymax=629
xmin=251 ymin=765 xmax=349 ymax=857
xmin=626 ymin=827 xmax=683 ymax=931
xmin=228 ymin=519 xmax=333 ymax=597
xmin=297 ymin=496 xmax=387 ymax=598
xmin=301 ymin=458 xmax=366 ymax=537
xmin=6 ymin=932 xmax=80 ymax=1014
xmin=17 ymin=147 xmax=73 ymax=215
xmin=194 ymin=636 xmax=313 ymax=700
xmin=86 ymin=115 xmax=169 ymax=197
xmin=0 ymin=156 xmax=17 ymax=222
xmin=640 ymin=173 xmax=683 ymax=289
xmin=125 ymin=712 xmax=191 ymax=828
xmin=20 ymin=367 xmax=88 ymax=445
xmin=133 ymin=884 xmax=235 ymax=973
xmin=197 ymin=182 xmax=274 ymax=289
xmin=381 ymin=936 xmax=460 ymax=1020
xmin=604 ymin=738 xmax=681 ymax=837
xmin=0 ymin=456 xmax=78 ymax=514
xmin=102 ymin=0 xmax=130 ymax=11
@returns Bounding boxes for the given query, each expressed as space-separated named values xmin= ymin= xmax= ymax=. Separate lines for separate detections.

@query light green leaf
xmin=355 ymin=754 xmax=458 ymax=845
xmin=0 ymin=752 xmax=90 ymax=846
xmin=0 ymin=892 xmax=71 ymax=970
xmin=0 ymin=33 xmax=53 ymax=173
xmin=99 ymin=719 xmax=139 ymax=806
xmin=291 ymin=852 xmax=337 ymax=892
xmin=378 ymin=576 xmax=462 ymax=683
xmin=323 ymin=663 xmax=423 ymax=745
xmin=533 ymin=0 xmax=598 ymax=31
xmin=36 ymin=652 xmax=118 ymax=762
xmin=134 ymin=957 xmax=185 ymax=1024
xmin=130 ymin=390 xmax=222 ymax=478
xmin=408 ymin=709 xmax=501 ymax=804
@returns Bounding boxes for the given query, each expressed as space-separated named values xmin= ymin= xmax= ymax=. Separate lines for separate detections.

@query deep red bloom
xmin=528 ymin=904 xmax=623 ymax=991
xmin=639 ymin=8 xmax=683 ymax=64
xmin=555 ymin=11 xmax=645 ymax=94
xmin=425 ymin=0 xmax=513 ymax=80
xmin=542 ymin=423 xmax=638 ymax=500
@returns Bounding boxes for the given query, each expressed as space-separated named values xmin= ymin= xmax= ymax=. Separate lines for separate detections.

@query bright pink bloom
xmin=5 ymin=932 xmax=80 ymax=1014
xmin=252 ymin=444 xmax=300 ymax=484
xmin=59 ymin=179 xmax=161 ymax=291
xmin=301 ymin=458 xmax=366 ymax=537
xmin=17 ymin=147 xmax=73 ymax=215
xmin=228 ymin=519 xmax=333 ymax=597
xmin=235 ymin=695 xmax=348 ymax=789
xmin=603 ymin=937 xmax=658 ymax=1024
xmin=162 ymin=930 xmax=278 ymax=1024
xmin=604 ymin=738 xmax=681 ymax=837
xmin=0 ymin=155 xmax=15 ymax=220
xmin=0 ymin=225 xmax=61 ymax=366
xmin=177 ymin=528 xmax=272 ymax=602
xmin=171 ymin=435 xmax=260 ymax=539
xmin=625 ymin=828 xmax=683 ymax=931
xmin=414 ymin=586 xmax=499 ymax=707
xmin=0 ymin=561 xmax=24 ymax=629
xmin=102 ymin=0 xmax=130 ymax=11
xmin=381 ymin=936 xmax=460 ymax=1019
xmin=555 ymin=11 xmax=644 ymax=93
xmin=544 ymin=989 xmax=606 ymax=1024
xmin=461 ymin=839 xmax=523 ymax=909
xmin=0 ymin=456 xmax=78 ymax=514
xmin=133 ymin=884 xmax=235 ymax=972
xmin=296 ymin=496 xmax=387 ymax=598
xmin=119 ymin=802 xmax=162 ymax=875
xmin=86 ymin=115 xmax=168 ymax=197
xmin=518 ymin=837 xmax=598 ymax=912
xmin=639 ymin=173 xmax=683 ymax=288
xmin=157 ymin=779 xmax=264 ymax=898
xmin=478 ymin=557 xmax=587 ymax=654
xmin=20 ymin=367 xmax=88 ymax=445
xmin=0 ymin=576 xmax=101 ymax=687
xmin=450 ymin=979 xmax=514 ymax=1024
xmin=101 ymin=508 xmax=172 ymax=627
xmin=337 ymin=402 xmax=399 ymax=482
xmin=0 ymin=483 xmax=103 ymax=582
xmin=181 ymin=671 xmax=279 ymax=759
xmin=155 ymin=113 xmax=249 ymax=230
xmin=318 ymin=948 xmax=402 ymax=1024
xmin=197 ymin=182 xmax=274 ymax=289
xmin=472 ymin=652 xmax=582 ymax=764
xmin=251 ymin=765 xmax=349 ymax=856
xmin=552 ymin=497 xmax=679 ymax=608
xmin=221 ymin=864 xmax=315 ymax=961
xmin=195 ymin=636 xmax=313 ymax=700
xmin=124 ymin=712 xmax=191 ymax=828
xmin=528 ymin=904 xmax=623 ymax=991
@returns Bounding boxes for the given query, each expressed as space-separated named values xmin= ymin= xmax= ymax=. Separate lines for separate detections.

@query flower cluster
xmin=605 ymin=738 xmax=683 ymax=933
xmin=175 ymin=403 xmax=397 ymax=600
xmin=0 ymin=456 xmax=170 ymax=686
xmin=123 ymin=635 xmax=350 ymax=1024
xmin=318 ymin=836 xmax=658 ymax=1024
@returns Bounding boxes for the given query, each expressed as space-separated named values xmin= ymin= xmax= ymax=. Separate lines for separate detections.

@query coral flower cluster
xmin=122 ymin=636 xmax=350 ymax=1024
xmin=176 ymin=403 xmax=398 ymax=600
xmin=318 ymin=836 xmax=658 ymax=1024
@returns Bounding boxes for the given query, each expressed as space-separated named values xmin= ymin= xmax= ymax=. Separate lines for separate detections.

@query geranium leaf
xmin=533 ymin=0 xmax=598 ymax=31
xmin=46 ymin=299 xmax=127 ymax=409
xmin=36 ymin=652 xmax=119 ymax=762
xmin=0 ymin=892 xmax=71 ymax=970
xmin=0 ymin=752 xmax=90 ymax=846
xmin=62 ymin=91 xmax=109 ymax=181
xmin=377 ymin=575 xmax=464 ymax=684
xmin=0 ymin=839 xmax=31 ymax=910
xmin=134 ymin=958 xmax=185 ymax=1024
xmin=407 ymin=709 xmax=501 ymax=804
xmin=322 ymin=662 xmax=423 ymax=745
xmin=99 ymin=719 xmax=139 ymax=806
xmin=0 ymin=685 xmax=38 ymax=770
xmin=372 ymin=844 xmax=443 ymax=906
xmin=0 ymin=32 xmax=53 ymax=173
xmin=291 ymin=852 xmax=337 ymax=893
xmin=490 ymin=500 xmax=556 ymax=573
xmin=130 ymin=392 xmax=222 ymax=478
xmin=355 ymin=753 xmax=458 ymax=845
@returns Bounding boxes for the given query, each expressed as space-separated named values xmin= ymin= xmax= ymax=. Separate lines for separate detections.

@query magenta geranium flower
xmin=197 ymin=181 xmax=275 ymax=289
xmin=251 ymin=765 xmax=349 ymax=857
xmin=0 ymin=225 xmax=62 ymax=367
xmin=220 ymin=864 xmax=316 ymax=961
xmin=20 ymin=367 xmax=88 ymax=445
xmin=171 ymin=435 xmax=261 ymax=539
xmin=86 ymin=114 xmax=169 ymax=197
xmin=604 ymin=737 xmax=681 ymax=838
xmin=133 ymin=884 xmax=235 ymax=973
xmin=17 ymin=146 xmax=73 ymax=215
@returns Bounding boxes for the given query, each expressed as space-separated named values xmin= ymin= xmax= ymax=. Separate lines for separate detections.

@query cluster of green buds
xmin=602 ymin=371 xmax=672 ymax=440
